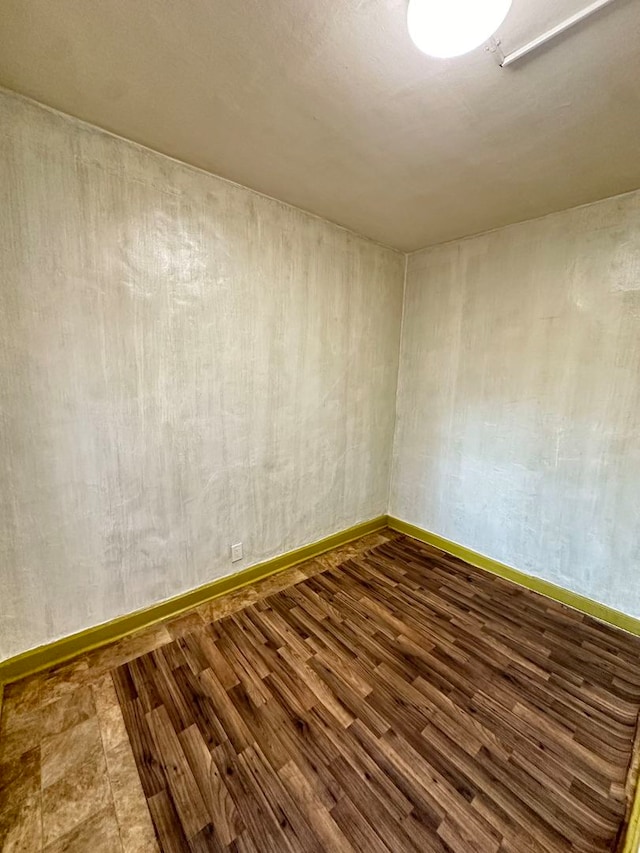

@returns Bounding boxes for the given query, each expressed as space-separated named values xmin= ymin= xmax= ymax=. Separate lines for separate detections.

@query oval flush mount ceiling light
xmin=407 ymin=0 xmax=512 ymax=58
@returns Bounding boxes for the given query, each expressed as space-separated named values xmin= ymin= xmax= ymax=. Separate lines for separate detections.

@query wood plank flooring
xmin=0 ymin=533 xmax=392 ymax=852
xmin=114 ymin=535 xmax=640 ymax=853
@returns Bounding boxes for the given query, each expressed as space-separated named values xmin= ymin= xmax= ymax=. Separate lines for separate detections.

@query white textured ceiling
xmin=0 ymin=0 xmax=639 ymax=251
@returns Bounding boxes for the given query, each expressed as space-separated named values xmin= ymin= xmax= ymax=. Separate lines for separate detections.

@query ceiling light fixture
xmin=407 ymin=0 xmax=512 ymax=59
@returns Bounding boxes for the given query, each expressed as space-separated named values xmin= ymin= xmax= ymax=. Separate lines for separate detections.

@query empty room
xmin=1 ymin=0 xmax=639 ymax=851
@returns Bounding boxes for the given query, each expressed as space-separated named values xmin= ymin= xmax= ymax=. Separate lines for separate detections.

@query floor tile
xmin=1 ymin=675 xmax=44 ymax=722
xmin=0 ymin=794 xmax=41 ymax=853
xmin=41 ymin=747 xmax=112 ymax=847
xmin=255 ymin=567 xmax=307 ymax=596
xmin=298 ymin=558 xmax=328 ymax=579
xmin=0 ymin=747 xmax=42 ymax=852
xmin=0 ymin=707 xmax=42 ymax=764
xmin=0 ymin=746 xmax=40 ymax=799
xmin=93 ymin=674 xmax=129 ymax=753
xmin=164 ymin=611 xmax=205 ymax=640
xmin=106 ymin=738 xmax=158 ymax=853
xmin=40 ymin=684 xmax=95 ymax=738
xmin=41 ymin=715 xmax=103 ymax=789
xmin=316 ymin=544 xmax=361 ymax=569
xmin=87 ymin=625 xmax=172 ymax=673
xmin=39 ymin=659 xmax=91 ymax=707
xmin=43 ymin=804 xmax=122 ymax=853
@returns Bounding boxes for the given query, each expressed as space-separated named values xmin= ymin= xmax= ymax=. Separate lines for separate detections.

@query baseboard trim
xmin=625 ymin=776 xmax=640 ymax=853
xmin=1 ymin=513 xmax=639 ymax=849
xmin=0 ymin=515 xmax=387 ymax=687
xmin=386 ymin=516 xmax=640 ymax=637
xmin=5 ymin=514 xmax=638 ymax=688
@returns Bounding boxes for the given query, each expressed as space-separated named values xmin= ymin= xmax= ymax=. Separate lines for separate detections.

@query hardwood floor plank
xmin=146 ymin=705 xmax=209 ymax=840
xmin=178 ymin=724 xmax=242 ymax=846
xmin=147 ymin=790 xmax=190 ymax=853
xmin=330 ymin=794 xmax=390 ymax=853
xmin=113 ymin=535 xmax=640 ymax=852
xmin=118 ymin=695 xmax=166 ymax=798
xmin=211 ymin=740 xmax=295 ymax=853
xmin=278 ymin=759 xmax=355 ymax=852
xmin=240 ymin=744 xmax=323 ymax=853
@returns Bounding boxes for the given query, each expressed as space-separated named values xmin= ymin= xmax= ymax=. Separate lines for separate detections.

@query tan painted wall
xmin=2 ymin=86 xmax=639 ymax=660
xmin=391 ymin=191 xmax=640 ymax=616
xmin=0 ymin=91 xmax=404 ymax=660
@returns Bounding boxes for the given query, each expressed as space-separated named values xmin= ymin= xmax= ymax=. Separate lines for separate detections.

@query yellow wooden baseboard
xmin=386 ymin=516 xmax=640 ymax=637
xmin=4 ymin=514 xmax=639 ymax=681
xmin=625 ymin=782 xmax=640 ymax=853
xmin=1 ymin=511 xmax=639 ymax=849
xmin=386 ymin=515 xmax=640 ymax=853
xmin=0 ymin=515 xmax=387 ymax=687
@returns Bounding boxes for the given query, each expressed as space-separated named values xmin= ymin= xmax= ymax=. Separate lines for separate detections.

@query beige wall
xmin=2 ymin=88 xmax=639 ymax=661
xmin=0 ymin=91 xmax=404 ymax=660
xmin=391 ymin=190 xmax=640 ymax=616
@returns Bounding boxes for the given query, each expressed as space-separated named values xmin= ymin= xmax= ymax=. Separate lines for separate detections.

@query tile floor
xmin=0 ymin=531 xmax=394 ymax=852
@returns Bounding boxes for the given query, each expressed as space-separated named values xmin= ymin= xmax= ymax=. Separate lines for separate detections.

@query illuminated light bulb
xmin=407 ymin=0 xmax=512 ymax=58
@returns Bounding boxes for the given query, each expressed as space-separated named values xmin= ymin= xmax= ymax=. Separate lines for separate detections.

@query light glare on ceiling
xmin=407 ymin=0 xmax=512 ymax=58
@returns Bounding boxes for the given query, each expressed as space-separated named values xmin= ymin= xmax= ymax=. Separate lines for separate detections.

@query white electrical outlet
xmin=231 ymin=542 xmax=243 ymax=562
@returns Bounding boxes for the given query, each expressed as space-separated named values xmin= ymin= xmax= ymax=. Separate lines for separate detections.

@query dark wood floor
xmin=114 ymin=535 xmax=640 ymax=853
